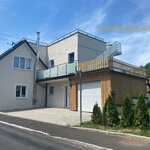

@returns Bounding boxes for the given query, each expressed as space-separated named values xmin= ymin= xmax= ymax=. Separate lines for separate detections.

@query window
xmin=13 ymin=57 xmax=19 ymax=68
xmin=49 ymin=59 xmax=54 ymax=68
xmin=49 ymin=86 xmax=54 ymax=95
xmin=20 ymin=57 xmax=25 ymax=69
xmin=26 ymin=58 xmax=31 ymax=69
xmin=16 ymin=85 xmax=27 ymax=98
xmin=68 ymin=52 xmax=74 ymax=63
xmin=13 ymin=56 xmax=32 ymax=70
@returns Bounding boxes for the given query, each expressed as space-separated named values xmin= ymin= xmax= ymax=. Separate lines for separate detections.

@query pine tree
xmin=105 ymin=95 xmax=119 ymax=127
xmin=102 ymin=100 xmax=107 ymax=125
xmin=134 ymin=93 xmax=149 ymax=128
xmin=120 ymin=96 xmax=133 ymax=127
xmin=91 ymin=102 xmax=102 ymax=124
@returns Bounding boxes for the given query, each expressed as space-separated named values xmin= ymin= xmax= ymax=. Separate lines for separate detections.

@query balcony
xmin=77 ymin=58 xmax=146 ymax=78
xmin=37 ymin=62 xmax=76 ymax=80
xmin=37 ymin=58 xmax=146 ymax=81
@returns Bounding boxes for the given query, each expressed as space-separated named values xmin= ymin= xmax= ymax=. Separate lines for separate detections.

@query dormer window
xmin=68 ymin=52 xmax=74 ymax=63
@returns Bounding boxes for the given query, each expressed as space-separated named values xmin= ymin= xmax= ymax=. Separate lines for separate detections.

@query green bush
xmin=104 ymin=95 xmax=119 ymax=127
xmin=102 ymin=100 xmax=107 ymax=125
xmin=134 ymin=94 xmax=149 ymax=128
xmin=146 ymin=102 xmax=150 ymax=125
xmin=91 ymin=103 xmax=102 ymax=124
xmin=120 ymin=96 xmax=133 ymax=127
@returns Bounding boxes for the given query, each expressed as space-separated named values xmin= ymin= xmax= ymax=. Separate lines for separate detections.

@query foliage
xmin=104 ymin=95 xmax=119 ymax=127
xmin=134 ymin=94 xmax=149 ymax=128
xmin=120 ymin=96 xmax=133 ymax=127
xmin=145 ymin=62 xmax=150 ymax=76
xmin=91 ymin=103 xmax=102 ymax=124
xmin=102 ymin=100 xmax=107 ymax=125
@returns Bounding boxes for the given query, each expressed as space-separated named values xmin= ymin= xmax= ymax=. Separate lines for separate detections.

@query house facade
xmin=0 ymin=30 xmax=147 ymax=112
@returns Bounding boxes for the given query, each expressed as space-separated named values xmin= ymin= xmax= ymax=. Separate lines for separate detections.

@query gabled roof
xmin=0 ymin=39 xmax=47 ymax=68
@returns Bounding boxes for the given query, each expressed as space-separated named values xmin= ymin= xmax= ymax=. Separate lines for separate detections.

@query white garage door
xmin=78 ymin=81 xmax=101 ymax=112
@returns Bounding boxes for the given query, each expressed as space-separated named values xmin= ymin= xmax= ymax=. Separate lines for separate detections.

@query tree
xmin=134 ymin=93 xmax=149 ymax=128
xmin=91 ymin=103 xmax=102 ymax=124
xmin=104 ymin=95 xmax=119 ymax=127
xmin=120 ymin=96 xmax=133 ymax=127
xmin=145 ymin=62 xmax=150 ymax=76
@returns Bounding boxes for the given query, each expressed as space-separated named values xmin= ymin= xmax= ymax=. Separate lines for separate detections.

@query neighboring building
xmin=0 ymin=30 xmax=147 ymax=112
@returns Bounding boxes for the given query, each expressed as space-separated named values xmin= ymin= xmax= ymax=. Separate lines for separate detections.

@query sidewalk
xmin=0 ymin=114 xmax=149 ymax=150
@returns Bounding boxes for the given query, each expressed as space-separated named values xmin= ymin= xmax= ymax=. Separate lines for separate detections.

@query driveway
xmin=0 ymin=108 xmax=91 ymax=126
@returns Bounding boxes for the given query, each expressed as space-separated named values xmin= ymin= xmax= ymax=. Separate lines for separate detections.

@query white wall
xmin=0 ymin=43 xmax=45 ymax=111
xmin=47 ymin=34 xmax=78 ymax=66
xmin=47 ymin=80 xmax=69 ymax=108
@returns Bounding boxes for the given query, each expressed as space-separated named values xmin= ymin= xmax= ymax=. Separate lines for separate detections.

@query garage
xmin=78 ymin=81 xmax=101 ymax=112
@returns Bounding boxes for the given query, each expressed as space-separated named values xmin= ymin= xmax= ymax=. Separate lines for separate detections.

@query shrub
xmin=91 ymin=102 xmax=102 ymax=124
xmin=104 ymin=95 xmax=119 ymax=127
xmin=134 ymin=93 xmax=149 ymax=128
xmin=102 ymin=100 xmax=107 ymax=125
xmin=120 ymin=96 xmax=133 ymax=127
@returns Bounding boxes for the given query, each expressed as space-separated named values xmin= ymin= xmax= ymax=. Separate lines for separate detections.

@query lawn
xmin=77 ymin=121 xmax=150 ymax=137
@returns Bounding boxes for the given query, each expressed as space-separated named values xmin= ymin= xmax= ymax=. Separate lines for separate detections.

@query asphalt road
xmin=0 ymin=123 xmax=87 ymax=150
xmin=0 ymin=114 xmax=149 ymax=150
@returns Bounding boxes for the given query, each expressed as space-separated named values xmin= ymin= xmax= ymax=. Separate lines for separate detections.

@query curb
xmin=0 ymin=120 xmax=112 ymax=150
xmin=73 ymin=126 xmax=150 ymax=141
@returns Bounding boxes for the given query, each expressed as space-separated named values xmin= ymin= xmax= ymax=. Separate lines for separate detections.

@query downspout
xmin=33 ymin=32 xmax=40 ymax=105
xmin=45 ymin=83 xmax=48 ymax=107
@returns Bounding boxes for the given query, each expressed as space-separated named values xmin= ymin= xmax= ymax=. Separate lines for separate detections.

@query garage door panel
xmin=78 ymin=81 xmax=101 ymax=112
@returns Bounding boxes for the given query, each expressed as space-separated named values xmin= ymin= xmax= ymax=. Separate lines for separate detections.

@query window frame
xmin=15 ymin=84 xmax=28 ymax=99
xmin=49 ymin=59 xmax=54 ymax=68
xmin=68 ymin=52 xmax=74 ymax=63
xmin=49 ymin=86 xmax=54 ymax=96
xmin=13 ymin=55 xmax=32 ymax=70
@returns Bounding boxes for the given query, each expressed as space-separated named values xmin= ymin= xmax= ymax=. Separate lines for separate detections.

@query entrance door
xmin=64 ymin=85 xmax=69 ymax=108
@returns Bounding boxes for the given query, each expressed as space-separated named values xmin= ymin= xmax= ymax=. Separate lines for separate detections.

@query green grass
xmin=77 ymin=121 xmax=150 ymax=137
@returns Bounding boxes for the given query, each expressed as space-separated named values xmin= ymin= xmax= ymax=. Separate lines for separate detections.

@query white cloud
xmin=74 ymin=0 xmax=114 ymax=34
xmin=110 ymin=31 xmax=150 ymax=66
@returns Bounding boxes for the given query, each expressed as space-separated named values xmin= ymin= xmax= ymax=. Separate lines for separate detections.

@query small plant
xmin=104 ymin=95 xmax=119 ymax=127
xmin=91 ymin=102 xmax=102 ymax=124
xmin=120 ymin=96 xmax=133 ymax=127
xmin=134 ymin=93 xmax=149 ymax=128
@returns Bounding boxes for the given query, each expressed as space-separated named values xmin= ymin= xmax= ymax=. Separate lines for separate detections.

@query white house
xmin=0 ymin=30 xmax=146 ymax=112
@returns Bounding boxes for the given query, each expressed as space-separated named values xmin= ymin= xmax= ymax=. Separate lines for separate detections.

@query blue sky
xmin=0 ymin=0 xmax=150 ymax=66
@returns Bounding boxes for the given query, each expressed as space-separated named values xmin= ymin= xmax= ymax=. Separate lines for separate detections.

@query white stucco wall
xmin=0 ymin=43 xmax=45 ymax=111
xmin=47 ymin=80 xmax=69 ymax=108
xmin=47 ymin=34 xmax=78 ymax=66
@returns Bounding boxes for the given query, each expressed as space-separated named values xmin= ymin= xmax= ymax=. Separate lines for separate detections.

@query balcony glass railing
xmin=37 ymin=62 xmax=76 ymax=80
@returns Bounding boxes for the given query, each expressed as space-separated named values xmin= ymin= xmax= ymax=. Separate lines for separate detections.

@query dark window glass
xmin=49 ymin=86 xmax=54 ymax=95
xmin=22 ymin=86 xmax=26 ymax=97
xmin=68 ymin=52 xmax=74 ymax=63
xmin=16 ymin=86 xmax=21 ymax=97
xmin=49 ymin=60 xmax=54 ymax=68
